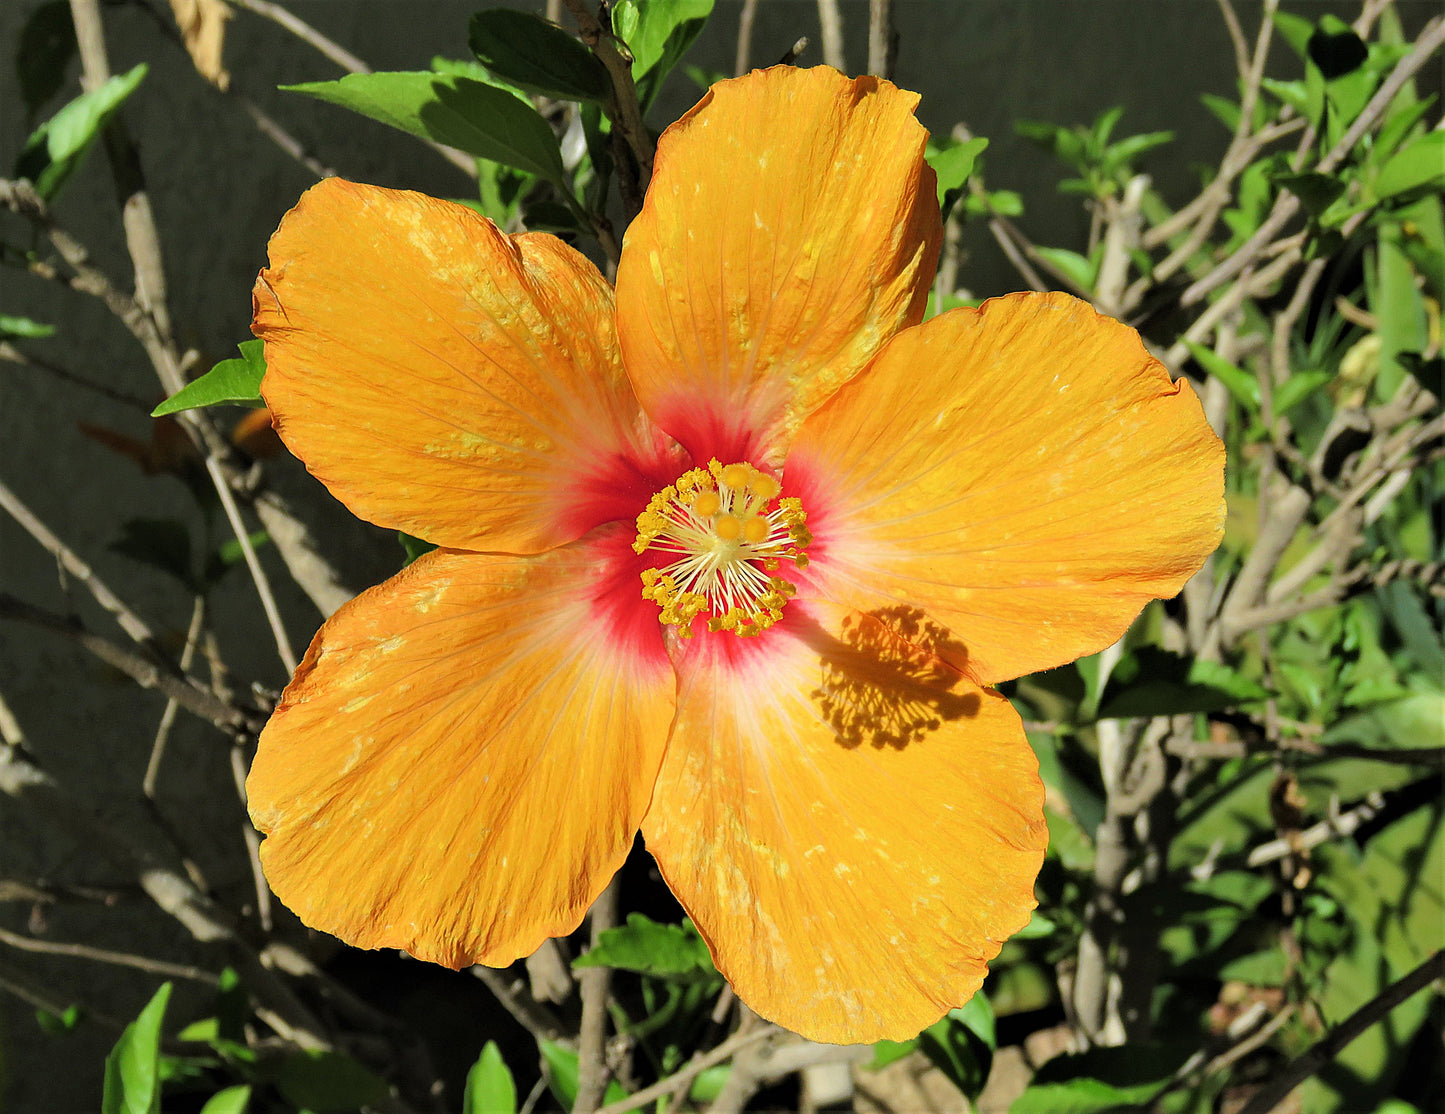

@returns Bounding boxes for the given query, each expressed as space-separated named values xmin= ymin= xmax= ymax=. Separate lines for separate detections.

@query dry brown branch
xmin=0 ymin=592 xmax=257 ymax=733
xmin=574 ymin=878 xmax=621 ymax=1114
xmin=469 ymin=965 xmax=568 ymax=1042
xmin=0 ymin=925 xmax=219 ymax=984
xmin=563 ymin=0 xmax=655 ymax=179
xmin=735 ymin=0 xmax=760 ymax=75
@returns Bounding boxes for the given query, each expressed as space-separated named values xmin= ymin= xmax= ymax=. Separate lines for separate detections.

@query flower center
xmin=633 ymin=460 xmax=811 ymax=637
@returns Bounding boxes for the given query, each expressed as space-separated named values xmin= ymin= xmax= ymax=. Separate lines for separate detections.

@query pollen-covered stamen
xmin=634 ymin=459 xmax=811 ymax=636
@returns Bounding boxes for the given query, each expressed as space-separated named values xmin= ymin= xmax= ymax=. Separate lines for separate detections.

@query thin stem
xmin=736 ymin=0 xmax=760 ymax=75
xmin=574 ymin=878 xmax=622 ymax=1114
xmin=816 ymin=0 xmax=846 ymax=71
xmin=144 ymin=594 xmax=206 ymax=798
xmin=867 ymin=0 xmax=896 ymax=79
xmin=594 ymin=1026 xmax=775 ymax=1114
xmin=1235 ymin=950 xmax=1445 ymax=1114
xmin=204 ymin=457 xmax=297 ymax=674
xmin=0 ymin=925 xmax=218 ymax=983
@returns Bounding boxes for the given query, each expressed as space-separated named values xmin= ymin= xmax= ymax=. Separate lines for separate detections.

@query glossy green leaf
xmin=101 ymin=982 xmax=172 ymax=1114
xmin=1374 ymin=131 xmax=1445 ymax=201
xmin=198 ymin=1087 xmax=251 ymax=1114
xmin=918 ymin=997 xmax=994 ymax=1101
xmin=928 ymin=136 xmax=988 ymax=216
xmin=153 ymin=340 xmax=265 ymax=416
xmin=1013 ymin=910 xmax=1059 ymax=940
xmin=616 ymin=0 xmax=715 ymax=109
xmin=272 ymin=1050 xmax=388 ymax=1113
xmin=463 ymin=1041 xmax=516 ymax=1114
xmin=572 ymin=913 xmax=719 ymax=981
xmin=284 ymin=72 xmax=565 ymax=185
xmin=1032 ymin=246 xmax=1097 ymax=292
xmin=538 ymin=1040 xmax=628 ymax=1111
xmin=0 ymin=314 xmax=56 ymax=339
xmin=15 ymin=63 xmax=147 ymax=201
xmin=468 ymin=9 xmax=609 ymax=102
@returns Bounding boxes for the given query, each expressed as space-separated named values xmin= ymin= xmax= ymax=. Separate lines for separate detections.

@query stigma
xmin=634 ymin=460 xmax=811 ymax=636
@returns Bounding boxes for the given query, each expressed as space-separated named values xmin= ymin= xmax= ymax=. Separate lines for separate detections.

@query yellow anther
xmin=634 ymin=459 xmax=810 ymax=637
xmin=719 ymin=463 xmax=750 ymax=490
xmin=748 ymin=473 xmax=781 ymax=500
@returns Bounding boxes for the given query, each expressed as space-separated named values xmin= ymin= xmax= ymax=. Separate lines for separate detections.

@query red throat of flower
xmin=633 ymin=460 xmax=812 ymax=636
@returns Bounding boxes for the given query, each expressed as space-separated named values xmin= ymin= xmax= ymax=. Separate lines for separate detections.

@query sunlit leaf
xmin=101 ymin=982 xmax=172 ymax=1114
xmin=15 ymin=63 xmax=147 ymax=200
xmin=463 ymin=1041 xmax=516 ymax=1114
xmin=153 ymin=340 xmax=265 ymax=416
xmin=468 ymin=9 xmax=609 ymax=102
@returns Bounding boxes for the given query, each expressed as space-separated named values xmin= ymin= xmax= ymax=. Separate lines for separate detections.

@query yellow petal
xmin=247 ymin=534 xmax=674 ymax=968
xmin=643 ymin=606 xmax=1046 ymax=1043
xmin=786 ymin=292 xmax=1226 ymax=684
xmin=256 ymin=178 xmax=677 ymax=554
xmin=616 ymin=66 xmax=941 ymax=465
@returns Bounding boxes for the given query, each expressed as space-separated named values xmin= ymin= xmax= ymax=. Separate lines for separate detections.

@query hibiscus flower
xmin=245 ymin=65 xmax=1224 ymax=1043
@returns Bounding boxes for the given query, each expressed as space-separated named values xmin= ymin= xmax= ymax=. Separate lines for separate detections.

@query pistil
xmin=634 ymin=460 xmax=811 ymax=636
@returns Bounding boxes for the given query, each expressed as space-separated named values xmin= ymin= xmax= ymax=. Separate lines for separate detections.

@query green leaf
xmin=271 ymin=1050 xmax=388 ymax=1113
xmin=36 ymin=1003 xmax=83 ymax=1035
xmin=687 ymin=1064 xmax=731 ymax=1103
xmin=1271 ymin=10 xmax=1315 ymax=58
xmin=152 ymin=340 xmax=265 ymax=416
xmin=1097 ymin=647 xmax=1268 ymax=720
xmin=463 ymin=1041 xmax=516 ymax=1114
xmin=1274 ymin=369 xmax=1334 ymax=413
xmin=1184 ymin=340 xmax=1259 ymax=409
xmin=927 ymin=136 xmax=988 ymax=216
xmin=868 ymin=1038 xmax=918 ymax=1071
xmin=468 ymin=9 xmax=610 ymax=103
xmin=1272 ymin=170 xmax=1347 ymax=218
xmin=617 ymin=0 xmax=715 ymax=110
xmin=918 ymin=996 xmax=994 ymax=1101
xmin=538 ymin=1040 xmax=628 ymax=1111
xmin=16 ymin=63 xmax=147 ymax=201
xmin=1032 ymin=246 xmax=1097 ymax=292
xmin=102 ymin=982 xmax=172 ymax=1114
xmin=1012 ymin=1075 xmax=1162 ymax=1114
xmin=284 ymin=72 xmax=565 ymax=185
xmin=1374 ymin=131 xmax=1445 ymax=201
xmin=1013 ymin=910 xmax=1059 ymax=939
xmin=17 ymin=1 xmax=77 ymax=123
xmin=572 ymin=913 xmax=719 ymax=981
xmin=198 ymin=1086 xmax=251 ymax=1114
xmin=214 ymin=530 xmax=270 ymax=571
xmin=0 ymin=313 xmax=56 ymax=339
xmin=398 ymin=531 xmax=437 ymax=567
xmin=1200 ymin=93 xmax=1240 ymax=132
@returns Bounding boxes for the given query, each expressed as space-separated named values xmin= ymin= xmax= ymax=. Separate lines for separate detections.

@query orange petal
xmin=643 ymin=606 xmax=1046 ymax=1043
xmin=247 ymin=533 xmax=674 ymax=968
xmin=786 ymin=292 xmax=1226 ymax=685
xmin=256 ymin=178 xmax=677 ymax=553
xmin=615 ymin=66 xmax=941 ymax=465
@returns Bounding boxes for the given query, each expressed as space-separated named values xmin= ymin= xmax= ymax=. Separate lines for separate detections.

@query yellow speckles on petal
xmin=412 ymin=580 xmax=451 ymax=613
xmin=340 ymin=694 xmax=375 ymax=714
xmin=649 ymin=250 xmax=664 ymax=286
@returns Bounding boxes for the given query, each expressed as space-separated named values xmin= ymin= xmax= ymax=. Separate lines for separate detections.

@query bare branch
xmin=1235 ymin=950 xmax=1444 ymax=1114
xmin=816 ymin=0 xmax=846 ymax=71
xmin=867 ymin=0 xmax=897 ymax=79
xmin=574 ymin=878 xmax=621 ymax=1114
